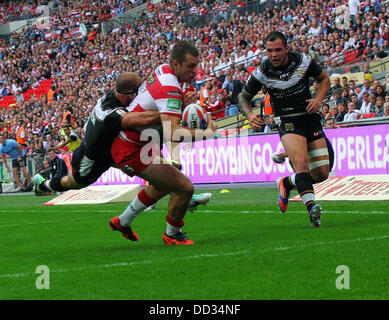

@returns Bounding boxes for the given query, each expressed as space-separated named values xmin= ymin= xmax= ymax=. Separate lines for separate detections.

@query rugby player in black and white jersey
xmin=238 ymin=31 xmax=331 ymax=228
xmin=33 ymin=72 xmax=158 ymax=194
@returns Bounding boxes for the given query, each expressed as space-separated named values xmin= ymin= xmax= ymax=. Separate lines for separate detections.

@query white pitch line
xmin=0 ymin=216 xmax=108 ymax=228
xmin=0 ymin=209 xmax=388 ymax=229
xmin=1 ymin=235 xmax=388 ymax=279
xmin=199 ymin=210 xmax=389 ymax=215
xmin=0 ymin=209 xmax=388 ymax=215
xmin=0 ymin=250 xmax=248 ymax=279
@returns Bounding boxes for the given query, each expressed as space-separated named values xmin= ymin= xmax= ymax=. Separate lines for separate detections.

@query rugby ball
xmin=182 ymin=103 xmax=207 ymax=129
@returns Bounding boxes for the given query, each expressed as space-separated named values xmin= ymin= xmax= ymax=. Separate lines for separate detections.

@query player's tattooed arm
xmin=238 ymin=89 xmax=254 ymax=117
xmin=238 ymin=89 xmax=264 ymax=130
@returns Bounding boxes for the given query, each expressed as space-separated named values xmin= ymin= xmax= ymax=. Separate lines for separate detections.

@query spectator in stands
xmin=16 ymin=120 xmax=28 ymax=147
xmin=324 ymin=117 xmax=336 ymax=129
xmin=329 ymin=105 xmax=339 ymax=120
xmin=330 ymin=77 xmax=342 ymax=95
xmin=360 ymin=92 xmax=374 ymax=115
xmin=348 ymin=0 xmax=361 ymax=26
xmin=384 ymin=102 xmax=389 ymax=117
xmin=34 ymin=140 xmax=46 ymax=172
xmin=350 ymin=93 xmax=362 ymax=110
xmin=230 ymin=75 xmax=244 ymax=106
xmin=224 ymin=97 xmax=239 ymax=117
xmin=363 ymin=63 xmax=373 ymax=77
xmin=54 ymin=124 xmax=82 ymax=154
xmin=341 ymin=76 xmax=349 ymax=89
xmin=15 ymin=90 xmax=24 ymax=103
xmin=259 ymin=114 xmax=274 ymax=133
xmin=340 ymin=87 xmax=350 ymax=105
xmin=334 ymin=102 xmax=347 ymax=122
xmin=321 ymin=103 xmax=331 ymax=119
xmin=344 ymin=101 xmax=361 ymax=121
xmin=330 ymin=89 xmax=342 ymax=106
xmin=376 ymin=85 xmax=386 ymax=99
xmin=199 ymin=80 xmax=212 ymax=107
xmin=222 ymin=74 xmax=234 ymax=93
xmin=348 ymin=79 xmax=361 ymax=96
xmin=358 ymin=79 xmax=372 ymax=100
xmin=365 ymin=31 xmax=375 ymax=48
xmin=310 ymin=80 xmax=320 ymax=98
xmin=331 ymin=45 xmax=346 ymax=65
xmin=205 ymin=94 xmax=225 ymax=120
xmin=374 ymin=96 xmax=385 ymax=117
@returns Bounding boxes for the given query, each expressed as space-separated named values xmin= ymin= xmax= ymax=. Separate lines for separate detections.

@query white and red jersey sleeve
xmin=122 ymin=64 xmax=184 ymax=144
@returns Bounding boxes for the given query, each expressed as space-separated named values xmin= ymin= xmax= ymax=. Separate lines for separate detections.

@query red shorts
xmin=111 ymin=136 xmax=158 ymax=176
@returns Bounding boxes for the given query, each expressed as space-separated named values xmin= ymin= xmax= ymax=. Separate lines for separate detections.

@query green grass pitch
xmin=0 ymin=187 xmax=388 ymax=300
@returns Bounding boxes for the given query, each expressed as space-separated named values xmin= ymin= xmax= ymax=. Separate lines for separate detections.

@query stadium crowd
xmin=0 ymin=0 xmax=389 ymax=188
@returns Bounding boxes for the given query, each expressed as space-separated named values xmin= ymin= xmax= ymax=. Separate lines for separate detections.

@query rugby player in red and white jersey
xmin=109 ymin=41 xmax=217 ymax=246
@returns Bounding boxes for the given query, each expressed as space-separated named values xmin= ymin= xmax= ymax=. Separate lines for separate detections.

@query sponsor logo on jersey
xmin=167 ymin=90 xmax=183 ymax=98
xmin=115 ymin=109 xmax=126 ymax=117
xmin=167 ymin=98 xmax=182 ymax=111
xmin=285 ymin=123 xmax=294 ymax=131
xmin=148 ymin=74 xmax=156 ymax=85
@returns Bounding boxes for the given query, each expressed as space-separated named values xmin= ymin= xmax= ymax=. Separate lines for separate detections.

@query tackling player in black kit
xmin=33 ymin=72 xmax=212 ymax=217
xmin=238 ymin=31 xmax=331 ymax=228
xmin=33 ymin=72 xmax=160 ymax=193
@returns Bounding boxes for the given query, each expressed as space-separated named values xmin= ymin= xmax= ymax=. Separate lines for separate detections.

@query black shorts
xmin=325 ymin=136 xmax=335 ymax=171
xmin=12 ymin=156 xmax=27 ymax=168
xmin=277 ymin=113 xmax=325 ymax=143
xmin=71 ymin=143 xmax=113 ymax=186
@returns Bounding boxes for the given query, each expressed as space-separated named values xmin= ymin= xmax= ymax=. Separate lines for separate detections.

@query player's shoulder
xmin=289 ymin=51 xmax=313 ymax=67
xmin=154 ymin=64 xmax=181 ymax=88
xmin=100 ymin=90 xmax=123 ymax=111
xmin=92 ymin=91 xmax=126 ymax=122
xmin=251 ymin=58 xmax=269 ymax=80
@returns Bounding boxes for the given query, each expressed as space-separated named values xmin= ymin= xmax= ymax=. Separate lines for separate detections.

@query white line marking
xmin=1 ymin=209 xmax=387 ymax=228
xmin=0 ymin=216 xmax=108 ymax=228
xmin=130 ymin=209 xmax=389 ymax=215
xmin=0 ymin=250 xmax=248 ymax=279
xmin=1 ymin=236 xmax=388 ymax=279
xmin=0 ymin=209 xmax=388 ymax=215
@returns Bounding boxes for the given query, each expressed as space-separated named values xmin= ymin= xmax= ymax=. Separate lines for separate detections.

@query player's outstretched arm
xmin=121 ymin=111 xmax=161 ymax=129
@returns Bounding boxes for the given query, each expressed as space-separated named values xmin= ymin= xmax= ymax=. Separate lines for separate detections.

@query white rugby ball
xmin=182 ymin=103 xmax=207 ymax=129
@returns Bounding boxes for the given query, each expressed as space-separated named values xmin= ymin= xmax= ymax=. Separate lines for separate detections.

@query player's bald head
xmin=115 ymin=72 xmax=141 ymax=95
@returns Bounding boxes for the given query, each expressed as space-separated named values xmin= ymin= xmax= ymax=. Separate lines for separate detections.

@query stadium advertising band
xmin=91 ymin=124 xmax=389 ymax=186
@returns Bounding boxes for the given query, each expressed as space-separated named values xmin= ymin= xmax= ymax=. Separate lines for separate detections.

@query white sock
xmin=290 ymin=174 xmax=296 ymax=187
xmin=44 ymin=180 xmax=55 ymax=192
xmin=165 ymin=223 xmax=181 ymax=236
xmin=119 ymin=196 xmax=148 ymax=227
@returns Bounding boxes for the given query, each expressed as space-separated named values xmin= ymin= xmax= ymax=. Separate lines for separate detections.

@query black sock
xmin=39 ymin=182 xmax=49 ymax=192
xmin=295 ymin=172 xmax=315 ymax=213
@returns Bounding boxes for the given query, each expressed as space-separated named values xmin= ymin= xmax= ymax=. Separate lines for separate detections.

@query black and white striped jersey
xmin=244 ymin=51 xmax=323 ymax=117
xmin=83 ymin=90 xmax=126 ymax=160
